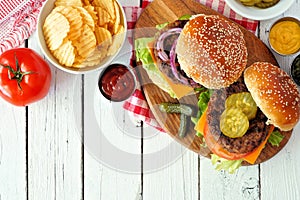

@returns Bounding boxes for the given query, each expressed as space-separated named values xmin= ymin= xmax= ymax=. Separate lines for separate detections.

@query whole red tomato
xmin=0 ymin=48 xmax=51 ymax=106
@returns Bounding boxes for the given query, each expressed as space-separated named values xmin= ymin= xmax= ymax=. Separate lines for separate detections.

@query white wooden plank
xmin=27 ymin=31 xmax=83 ymax=200
xmin=83 ymin=38 xmax=142 ymax=199
xmin=83 ymin=72 xmax=142 ymax=199
xmin=260 ymin=125 xmax=300 ymax=200
xmin=84 ymin=151 xmax=142 ymax=200
xmin=0 ymin=100 xmax=27 ymax=200
xmin=200 ymin=158 xmax=260 ymax=200
xmin=83 ymin=1 xmax=144 ymax=199
xmin=143 ymin=133 xmax=198 ymax=200
xmin=259 ymin=2 xmax=300 ymax=199
xmin=0 ymin=42 xmax=27 ymax=200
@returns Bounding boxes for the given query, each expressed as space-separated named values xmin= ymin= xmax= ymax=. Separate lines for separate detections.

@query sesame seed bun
xmin=175 ymin=14 xmax=248 ymax=89
xmin=244 ymin=62 xmax=300 ymax=131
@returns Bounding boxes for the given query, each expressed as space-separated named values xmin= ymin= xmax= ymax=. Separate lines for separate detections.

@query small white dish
xmin=268 ymin=16 xmax=300 ymax=56
xmin=225 ymin=0 xmax=295 ymax=20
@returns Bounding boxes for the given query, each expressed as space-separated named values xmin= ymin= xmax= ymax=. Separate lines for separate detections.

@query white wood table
xmin=0 ymin=1 xmax=299 ymax=199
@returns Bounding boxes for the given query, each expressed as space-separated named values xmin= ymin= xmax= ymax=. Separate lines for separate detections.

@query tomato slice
xmin=203 ymin=121 xmax=250 ymax=160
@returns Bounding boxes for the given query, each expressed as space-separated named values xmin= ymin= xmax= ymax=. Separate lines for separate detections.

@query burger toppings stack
xmin=135 ymin=14 xmax=300 ymax=173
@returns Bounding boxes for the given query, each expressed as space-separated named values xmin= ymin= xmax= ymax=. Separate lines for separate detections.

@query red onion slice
xmin=169 ymin=39 xmax=189 ymax=85
xmin=156 ymin=28 xmax=182 ymax=62
xmin=170 ymin=39 xmax=199 ymax=86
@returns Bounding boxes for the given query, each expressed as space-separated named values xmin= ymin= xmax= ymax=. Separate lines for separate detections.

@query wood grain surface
xmin=134 ymin=0 xmax=292 ymax=164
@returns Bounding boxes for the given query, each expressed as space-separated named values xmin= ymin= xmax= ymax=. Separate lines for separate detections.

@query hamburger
xmin=135 ymin=14 xmax=248 ymax=99
xmin=197 ymin=62 xmax=300 ymax=170
xmin=135 ymin=14 xmax=300 ymax=171
xmin=176 ymin=15 xmax=300 ymax=168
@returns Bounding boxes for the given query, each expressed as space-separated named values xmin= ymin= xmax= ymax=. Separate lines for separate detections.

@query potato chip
xmin=116 ymin=24 xmax=125 ymax=34
xmin=73 ymin=24 xmax=97 ymax=60
xmin=73 ymin=47 xmax=106 ymax=68
xmin=94 ymin=26 xmax=112 ymax=47
xmin=55 ymin=0 xmax=82 ymax=6
xmin=92 ymin=0 xmax=115 ymax=20
xmin=84 ymin=6 xmax=98 ymax=26
xmin=107 ymin=30 xmax=125 ymax=56
xmin=75 ymin=6 xmax=95 ymax=31
xmin=102 ymin=23 xmax=109 ymax=30
xmin=73 ymin=55 xmax=85 ymax=67
xmin=55 ymin=6 xmax=83 ymax=41
xmin=53 ymin=40 xmax=76 ymax=67
xmin=82 ymin=0 xmax=91 ymax=6
xmin=95 ymin=6 xmax=111 ymax=27
xmin=112 ymin=0 xmax=121 ymax=34
xmin=43 ymin=11 xmax=70 ymax=51
xmin=51 ymin=5 xmax=64 ymax=13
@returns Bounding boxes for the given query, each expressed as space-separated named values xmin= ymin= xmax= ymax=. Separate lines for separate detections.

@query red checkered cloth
xmin=123 ymin=0 xmax=258 ymax=132
xmin=0 ymin=0 xmax=46 ymax=54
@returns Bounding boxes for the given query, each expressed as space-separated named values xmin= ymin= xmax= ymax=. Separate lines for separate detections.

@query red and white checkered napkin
xmin=0 ymin=0 xmax=45 ymax=54
xmin=123 ymin=0 xmax=258 ymax=132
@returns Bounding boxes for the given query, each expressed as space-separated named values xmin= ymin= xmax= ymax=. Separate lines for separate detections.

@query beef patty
xmin=206 ymin=78 xmax=270 ymax=154
xmin=153 ymin=20 xmax=200 ymax=88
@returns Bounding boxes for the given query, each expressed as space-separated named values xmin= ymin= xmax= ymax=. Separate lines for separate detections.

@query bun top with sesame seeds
xmin=175 ymin=14 xmax=248 ymax=89
xmin=244 ymin=62 xmax=300 ymax=131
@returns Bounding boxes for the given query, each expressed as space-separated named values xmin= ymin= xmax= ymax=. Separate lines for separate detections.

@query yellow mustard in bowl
xmin=269 ymin=17 xmax=300 ymax=55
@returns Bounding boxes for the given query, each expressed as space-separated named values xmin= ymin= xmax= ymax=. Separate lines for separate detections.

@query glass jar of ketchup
xmin=98 ymin=63 xmax=136 ymax=102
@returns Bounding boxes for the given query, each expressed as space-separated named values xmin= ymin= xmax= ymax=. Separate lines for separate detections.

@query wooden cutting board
xmin=134 ymin=0 xmax=292 ymax=165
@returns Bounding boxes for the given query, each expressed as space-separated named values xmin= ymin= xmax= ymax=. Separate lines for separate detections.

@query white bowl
xmin=37 ymin=0 xmax=127 ymax=74
xmin=225 ymin=0 xmax=295 ymax=20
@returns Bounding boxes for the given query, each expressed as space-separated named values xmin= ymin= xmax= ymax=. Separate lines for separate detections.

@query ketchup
xmin=99 ymin=64 xmax=136 ymax=101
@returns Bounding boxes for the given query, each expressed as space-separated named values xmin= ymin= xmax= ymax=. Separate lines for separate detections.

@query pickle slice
xmin=225 ymin=92 xmax=257 ymax=120
xmin=240 ymin=0 xmax=261 ymax=6
xmin=239 ymin=0 xmax=279 ymax=8
xmin=255 ymin=0 xmax=280 ymax=8
xmin=220 ymin=108 xmax=249 ymax=138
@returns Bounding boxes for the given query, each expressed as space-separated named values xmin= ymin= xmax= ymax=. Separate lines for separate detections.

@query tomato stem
xmin=1 ymin=53 xmax=34 ymax=90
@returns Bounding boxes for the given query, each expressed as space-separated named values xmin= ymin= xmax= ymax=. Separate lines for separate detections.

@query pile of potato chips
xmin=43 ymin=0 xmax=125 ymax=68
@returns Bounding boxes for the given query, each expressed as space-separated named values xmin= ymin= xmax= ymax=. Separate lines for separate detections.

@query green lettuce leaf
xmin=192 ymin=89 xmax=213 ymax=137
xmin=197 ymin=89 xmax=213 ymax=116
xmin=155 ymin=14 xmax=191 ymax=30
xmin=135 ymin=38 xmax=176 ymax=98
xmin=268 ymin=130 xmax=284 ymax=147
xmin=135 ymin=37 xmax=155 ymax=65
xmin=195 ymin=131 xmax=203 ymax=137
xmin=211 ymin=154 xmax=243 ymax=174
xmin=192 ymin=89 xmax=213 ymax=126
xmin=156 ymin=22 xmax=169 ymax=30
xmin=178 ymin=14 xmax=192 ymax=20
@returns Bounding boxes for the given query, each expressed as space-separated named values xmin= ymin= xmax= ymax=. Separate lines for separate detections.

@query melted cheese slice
xmin=147 ymin=41 xmax=194 ymax=99
xmin=242 ymin=125 xmax=275 ymax=164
